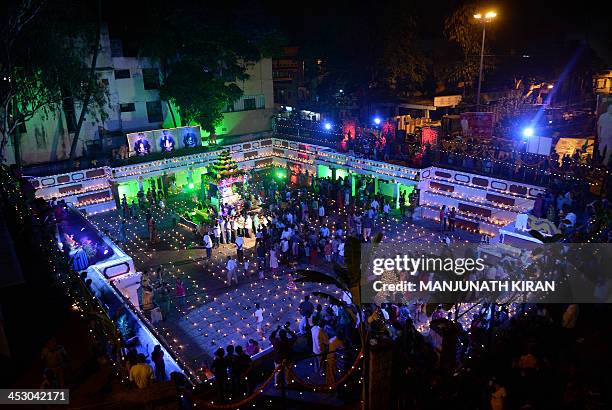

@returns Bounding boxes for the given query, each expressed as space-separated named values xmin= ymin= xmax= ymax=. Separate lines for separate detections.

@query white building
xmin=6 ymin=24 xmax=273 ymax=166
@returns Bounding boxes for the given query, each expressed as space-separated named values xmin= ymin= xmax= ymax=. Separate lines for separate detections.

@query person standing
xmin=237 ymin=215 xmax=245 ymax=237
xmin=226 ymin=256 xmax=238 ymax=286
xmin=256 ymin=242 xmax=266 ymax=269
xmin=298 ymin=295 xmax=314 ymax=334
xmin=129 ymin=354 xmax=154 ymax=389
xmin=383 ymin=202 xmax=390 ymax=220
xmin=211 ymin=348 xmax=227 ymax=401
xmin=231 ymin=218 xmax=238 ymax=243
xmin=490 ymin=381 xmax=507 ymax=410
xmin=311 ymin=318 xmax=329 ymax=375
xmin=326 ymin=333 xmax=344 ymax=384
xmin=324 ymin=240 xmax=332 ymax=262
xmin=254 ymin=303 xmax=264 ymax=337
xmin=269 ymin=327 xmax=296 ymax=388
xmin=363 ymin=213 xmax=373 ymax=241
xmin=269 ymin=248 xmax=279 ymax=275
xmin=235 ymin=234 xmax=244 ymax=262
xmin=118 ymin=219 xmax=127 ymax=243
xmin=448 ymin=207 xmax=456 ymax=232
xmin=203 ymin=232 xmax=213 ymax=259
xmin=41 ymin=339 xmax=69 ymax=388
xmin=175 ymin=278 xmax=186 ymax=309
xmin=213 ymin=223 xmax=221 ymax=248
xmin=151 ymin=345 xmax=166 ymax=382
xmin=225 ymin=219 xmax=232 ymax=244
xmin=245 ymin=214 xmax=253 ymax=238
xmin=121 ymin=194 xmax=128 ymax=218
xmin=439 ymin=205 xmax=447 ymax=231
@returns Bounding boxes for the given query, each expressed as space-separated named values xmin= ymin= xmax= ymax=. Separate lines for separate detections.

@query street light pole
xmin=476 ymin=22 xmax=486 ymax=111
xmin=474 ymin=11 xmax=496 ymax=112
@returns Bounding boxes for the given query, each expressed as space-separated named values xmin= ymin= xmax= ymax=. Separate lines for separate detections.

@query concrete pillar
xmin=395 ymin=183 xmax=401 ymax=209
xmin=110 ymin=181 xmax=120 ymax=209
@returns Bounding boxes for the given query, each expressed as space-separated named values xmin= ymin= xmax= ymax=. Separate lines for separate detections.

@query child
xmin=254 ymin=303 xmax=264 ymax=337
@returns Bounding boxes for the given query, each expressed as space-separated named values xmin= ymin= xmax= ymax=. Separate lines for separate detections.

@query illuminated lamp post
xmin=474 ymin=11 xmax=497 ymax=111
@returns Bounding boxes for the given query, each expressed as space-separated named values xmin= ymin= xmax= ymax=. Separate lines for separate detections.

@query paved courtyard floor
xmin=90 ymin=193 xmax=480 ymax=375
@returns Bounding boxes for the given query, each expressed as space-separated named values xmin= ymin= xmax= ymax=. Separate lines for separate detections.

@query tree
xmin=136 ymin=0 xmax=283 ymax=136
xmin=0 ymin=0 xmax=109 ymax=167
xmin=442 ymin=1 xmax=496 ymax=96
xmin=302 ymin=0 xmax=429 ymax=109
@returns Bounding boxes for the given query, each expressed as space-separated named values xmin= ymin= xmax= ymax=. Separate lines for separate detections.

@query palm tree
xmin=294 ymin=233 xmax=382 ymax=410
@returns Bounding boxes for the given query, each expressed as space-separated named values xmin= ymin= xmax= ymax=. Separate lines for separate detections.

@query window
xmin=146 ymin=101 xmax=163 ymax=123
xmin=244 ymin=98 xmax=256 ymax=111
xmin=120 ymin=103 xmax=136 ymax=112
xmin=142 ymin=68 xmax=160 ymax=90
xmin=223 ymin=94 xmax=265 ymax=112
xmin=110 ymin=39 xmax=123 ymax=57
xmin=114 ymin=69 xmax=130 ymax=79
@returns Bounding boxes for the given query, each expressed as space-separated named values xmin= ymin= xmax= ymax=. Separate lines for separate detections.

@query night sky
xmin=103 ymin=0 xmax=611 ymax=63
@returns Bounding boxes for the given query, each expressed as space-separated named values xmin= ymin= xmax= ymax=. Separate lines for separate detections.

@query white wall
xmin=8 ymin=24 xmax=165 ymax=165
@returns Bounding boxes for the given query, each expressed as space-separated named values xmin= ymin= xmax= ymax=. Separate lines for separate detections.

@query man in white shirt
xmin=213 ymin=223 xmax=221 ymax=248
xmin=225 ymin=219 xmax=232 ymax=244
xmin=311 ymin=319 xmax=329 ymax=375
xmin=235 ymin=235 xmax=244 ymax=261
xmin=371 ymin=199 xmax=379 ymax=211
xmin=245 ymin=215 xmax=253 ymax=237
xmin=318 ymin=205 xmax=325 ymax=222
xmin=203 ymin=233 xmax=213 ymax=259
xmin=280 ymin=238 xmax=290 ymax=263
xmin=226 ymin=256 xmax=238 ymax=286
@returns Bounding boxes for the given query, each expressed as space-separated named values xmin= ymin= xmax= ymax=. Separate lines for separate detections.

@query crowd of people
xmin=276 ymin=116 xmax=611 ymax=190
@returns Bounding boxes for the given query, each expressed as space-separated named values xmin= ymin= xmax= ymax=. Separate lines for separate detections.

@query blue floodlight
xmin=522 ymin=127 xmax=534 ymax=138
xmin=324 ymin=122 xmax=332 ymax=130
xmin=374 ymin=117 xmax=381 ymax=125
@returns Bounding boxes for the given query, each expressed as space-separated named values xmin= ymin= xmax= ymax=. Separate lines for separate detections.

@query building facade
xmin=6 ymin=25 xmax=274 ymax=166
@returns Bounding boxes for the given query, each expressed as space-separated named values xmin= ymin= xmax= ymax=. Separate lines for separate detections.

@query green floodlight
xmin=276 ymin=171 xmax=286 ymax=179
xmin=188 ymin=182 xmax=195 ymax=189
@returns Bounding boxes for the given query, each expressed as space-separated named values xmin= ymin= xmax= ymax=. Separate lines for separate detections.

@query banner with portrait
xmin=126 ymin=126 xmax=201 ymax=156
xmin=156 ymin=129 xmax=178 ymax=153
xmin=178 ymin=126 xmax=201 ymax=149
xmin=127 ymin=131 xmax=154 ymax=157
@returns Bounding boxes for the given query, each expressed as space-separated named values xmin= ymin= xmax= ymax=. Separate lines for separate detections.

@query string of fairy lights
xmin=25 ymin=133 xmax=607 ymax=404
